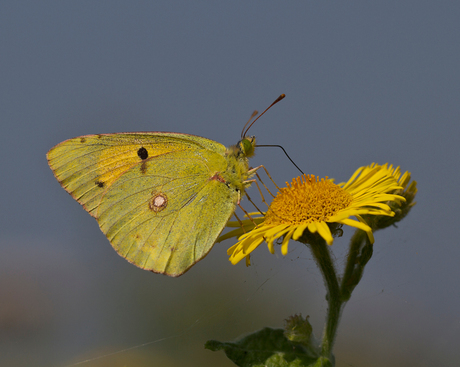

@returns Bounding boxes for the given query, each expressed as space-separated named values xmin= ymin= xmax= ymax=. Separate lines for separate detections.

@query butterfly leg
xmin=245 ymin=165 xmax=279 ymax=207
xmin=244 ymin=192 xmax=264 ymax=215
xmin=235 ymin=204 xmax=258 ymax=229
xmin=232 ymin=211 xmax=246 ymax=232
xmin=249 ymin=165 xmax=281 ymax=192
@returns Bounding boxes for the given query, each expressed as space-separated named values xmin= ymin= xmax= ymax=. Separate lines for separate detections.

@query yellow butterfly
xmin=47 ymin=95 xmax=285 ymax=277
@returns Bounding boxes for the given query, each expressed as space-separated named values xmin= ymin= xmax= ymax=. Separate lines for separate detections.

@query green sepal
xmin=205 ymin=327 xmax=324 ymax=367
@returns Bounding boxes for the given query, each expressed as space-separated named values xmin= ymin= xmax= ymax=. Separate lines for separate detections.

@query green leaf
xmin=205 ymin=327 xmax=324 ymax=367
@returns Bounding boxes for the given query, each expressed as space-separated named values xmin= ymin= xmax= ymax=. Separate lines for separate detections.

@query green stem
xmin=308 ymin=237 xmax=342 ymax=360
xmin=304 ymin=229 xmax=375 ymax=362
xmin=340 ymin=229 xmax=373 ymax=302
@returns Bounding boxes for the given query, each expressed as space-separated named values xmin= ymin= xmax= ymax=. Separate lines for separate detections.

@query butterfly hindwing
xmin=97 ymin=149 xmax=238 ymax=276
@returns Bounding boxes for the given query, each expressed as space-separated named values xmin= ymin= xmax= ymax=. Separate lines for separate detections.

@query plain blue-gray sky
xmin=1 ymin=2 xmax=459 ymax=366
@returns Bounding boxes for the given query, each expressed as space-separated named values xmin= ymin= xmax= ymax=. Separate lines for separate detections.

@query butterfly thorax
xmin=221 ymin=136 xmax=256 ymax=193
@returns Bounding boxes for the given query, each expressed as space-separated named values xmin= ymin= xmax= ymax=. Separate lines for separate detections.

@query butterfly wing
xmin=47 ymin=133 xmax=239 ymax=276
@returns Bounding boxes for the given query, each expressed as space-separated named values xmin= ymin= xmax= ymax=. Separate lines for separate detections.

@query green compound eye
xmin=240 ymin=137 xmax=255 ymax=157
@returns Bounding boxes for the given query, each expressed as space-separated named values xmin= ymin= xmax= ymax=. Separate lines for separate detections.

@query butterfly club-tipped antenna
xmin=240 ymin=110 xmax=259 ymax=140
xmin=241 ymin=94 xmax=286 ymax=139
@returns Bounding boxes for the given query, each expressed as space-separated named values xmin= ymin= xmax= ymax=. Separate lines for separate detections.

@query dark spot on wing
xmin=80 ymin=137 xmax=86 ymax=143
xmin=96 ymin=134 xmax=102 ymax=139
xmin=95 ymin=181 xmax=104 ymax=188
xmin=137 ymin=147 xmax=148 ymax=160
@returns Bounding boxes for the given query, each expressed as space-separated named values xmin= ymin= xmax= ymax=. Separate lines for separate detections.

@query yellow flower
xmin=226 ymin=163 xmax=408 ymax=266
xmin=366 ymin=165 xmax=417 ymax=230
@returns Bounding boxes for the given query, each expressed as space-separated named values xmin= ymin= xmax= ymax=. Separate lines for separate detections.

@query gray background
xmin=1 ymin=2 xmax=459 ymax=366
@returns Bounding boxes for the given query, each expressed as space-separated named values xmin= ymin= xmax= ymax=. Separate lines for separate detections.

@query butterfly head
xmin=238 ymin=136 xmax=256 ymax=158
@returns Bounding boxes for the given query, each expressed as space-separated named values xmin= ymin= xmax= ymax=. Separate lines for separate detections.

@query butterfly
xmin=47 ymin=95 xmax=285 ymax=277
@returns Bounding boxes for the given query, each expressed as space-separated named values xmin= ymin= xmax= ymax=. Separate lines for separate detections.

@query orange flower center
xmin=264 ymin=175 xmax=353 ymax=225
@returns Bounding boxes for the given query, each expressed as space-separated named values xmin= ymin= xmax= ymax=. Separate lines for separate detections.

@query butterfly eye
xmin=239 ymin=137 xmax=255 ymax=157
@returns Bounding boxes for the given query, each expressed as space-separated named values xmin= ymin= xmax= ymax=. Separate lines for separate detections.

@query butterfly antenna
xmin=240 ymin=110 xmax=259 ymax=139
xmin=256 ymin=144 xmax=304 ymax=175
xmin=242 ymin=94 xmax=286 ymax=138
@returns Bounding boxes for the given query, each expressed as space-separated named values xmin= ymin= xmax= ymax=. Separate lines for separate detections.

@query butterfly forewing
xmin=47 ymin=133 xmax=224 ymax=216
